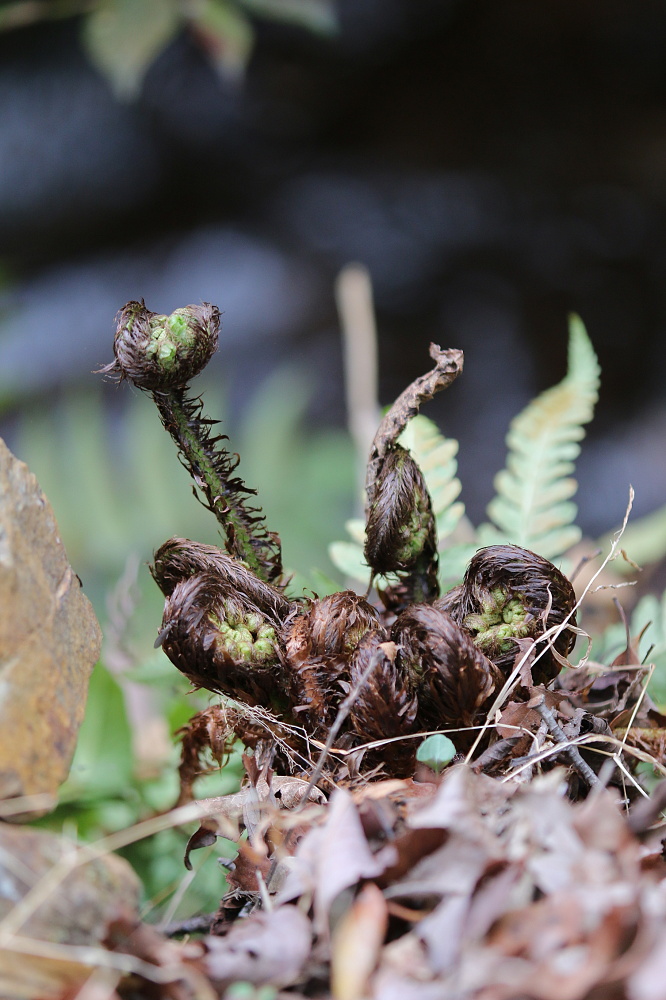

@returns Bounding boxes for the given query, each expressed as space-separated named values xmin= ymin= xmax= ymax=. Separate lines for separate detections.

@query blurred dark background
xmin=1 ymin=0 xmax=666 ymax=580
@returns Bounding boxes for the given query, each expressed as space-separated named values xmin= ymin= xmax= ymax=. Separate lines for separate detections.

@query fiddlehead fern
xmin=101 ymin=301 xmax=284 ymax=585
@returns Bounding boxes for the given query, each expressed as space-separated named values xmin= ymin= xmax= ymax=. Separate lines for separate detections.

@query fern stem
xmin=153 ymin=388 xmax=282 ymax=584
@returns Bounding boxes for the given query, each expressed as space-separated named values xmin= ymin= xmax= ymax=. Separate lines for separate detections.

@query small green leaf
xmin=416 ymin=733 xmax=457 ymax=773
xmin=82 ymin=0 xmax=181 ymax=100
xmin=328 ymin=540 xmax=371 ymax=586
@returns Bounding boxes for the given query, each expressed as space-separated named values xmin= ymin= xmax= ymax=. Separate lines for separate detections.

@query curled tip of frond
xmin=437 ymin=544 xmax=577 ymax=684
xmin=429 ymin=343 xmax=464 ymax=373
xmin=151 ymin=537 xmax=292 ymax=622
xmin=365 ymin=344 xmax=464 ymax=507
xmin=158 ymin=572 xmax=284 ymax=707
xmin=108 ymin=300 xmax=220 ymax=391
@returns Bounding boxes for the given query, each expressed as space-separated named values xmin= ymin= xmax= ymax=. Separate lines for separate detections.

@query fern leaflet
xmin=481 ymin=314 xmax=600 ymax=560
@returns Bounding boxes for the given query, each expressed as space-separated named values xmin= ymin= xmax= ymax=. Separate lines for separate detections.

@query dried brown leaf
xmin=204 ymin=905 xmax=311 ymax=989
xmin=276 ymin=788 xmax=397 ymax=935
xmin=330 ymin=882 xmax=388 ymax=1000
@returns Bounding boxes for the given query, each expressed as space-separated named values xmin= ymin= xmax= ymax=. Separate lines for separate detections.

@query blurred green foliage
xmin=16 ymin=364 xmax=354 ymax=919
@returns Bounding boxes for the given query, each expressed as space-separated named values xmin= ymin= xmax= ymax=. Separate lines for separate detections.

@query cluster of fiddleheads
xmin=104 ymin=302 xmax=578 ymax=775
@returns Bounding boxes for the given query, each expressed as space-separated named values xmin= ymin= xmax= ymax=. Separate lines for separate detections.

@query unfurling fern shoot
xmin=101 ymin=301 xmax=283 ymax=585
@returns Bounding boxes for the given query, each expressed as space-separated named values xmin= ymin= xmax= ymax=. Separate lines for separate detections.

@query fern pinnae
xmin=483 ymin=314 xmax=600 ymax=560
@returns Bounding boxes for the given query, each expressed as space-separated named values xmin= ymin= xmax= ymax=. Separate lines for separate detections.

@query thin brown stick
xmin=533 ymin=698 xmax=601 ymax=789
xmin=336 ymin=263 xmax=381 ymax=506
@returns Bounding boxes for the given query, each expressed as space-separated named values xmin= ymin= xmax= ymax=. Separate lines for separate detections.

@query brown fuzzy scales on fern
xmin=158 ymin=572 xmax=287 ymax=711
xmin=176 ymin=705 xmax=238 ymax=806
xmin=283 ymin=591 xmax=384 ymax=734
xmin=152 ymin=537 xmax=291 ymax=621
xmin=102 ymin=300 xmax=220 ymax=390
xmin=153 ymin=390 xmax=284 ymax=585
xmin=364 ymin=444 xmax=439 ymax=608
xmin=365 ymin=344 xmax=464 ymax=498
xmin=362 ymin=344 xmax=462 ymax=612
xmin=393 ymin=605 xmax=504 ymax=752
xmin=348 ymin=632 xmax=419 ymax=775
xmin=437 ymin=544 xmax=577 ymax=684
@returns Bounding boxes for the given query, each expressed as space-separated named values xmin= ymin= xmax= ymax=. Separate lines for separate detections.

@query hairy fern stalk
xmin=103 ymin=300 xmax=283 ymax=585
xmin=153 ymin=388 xmax=283 ymax=584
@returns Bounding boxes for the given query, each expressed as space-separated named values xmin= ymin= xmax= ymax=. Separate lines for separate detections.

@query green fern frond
xmin=481 ymin=314 xmax=600 ymax=560
xmin=328 ymin=539 xmax=371 ymax=586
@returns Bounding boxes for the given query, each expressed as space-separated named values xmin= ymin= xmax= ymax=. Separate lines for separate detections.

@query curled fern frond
xmin=398 ymin=414 xmax=464 ymax=542
xmin=362 ymin=345 xmax=463 ymax=606
xmin=364 ymin=443 xmax=439 ymax=607
xmin=102 ymin=300 xmax=284 ymax=586
xmin=481 ymin=314 xmax=600 ymax=560
xmin=328 ymin=415 xmax=465 ymax=591
xmin=152 ymin=537 xmax=291 ymax=620
xmin=157 ymin=572 xmax=285 ymax=709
